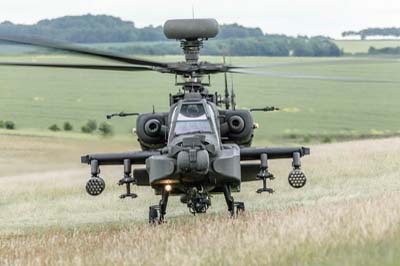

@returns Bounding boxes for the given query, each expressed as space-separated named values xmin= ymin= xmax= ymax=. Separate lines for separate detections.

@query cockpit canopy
xmin=174 ymin=103 xmax=212 ymax=136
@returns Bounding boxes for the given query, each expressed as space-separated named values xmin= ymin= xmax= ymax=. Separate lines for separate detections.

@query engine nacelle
xmin=220 ymin=110 xmax=254 ymax=146
xmin=136 ymin=113 xmax=168 ymax=150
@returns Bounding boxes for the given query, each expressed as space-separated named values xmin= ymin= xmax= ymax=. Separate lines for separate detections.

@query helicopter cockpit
xmin=169 ymin=100 xmax=220 ymax=145
xmin=174 ymin=103 xmax=211 ymax=136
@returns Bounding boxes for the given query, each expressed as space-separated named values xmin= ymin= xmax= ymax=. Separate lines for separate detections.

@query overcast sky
xmin=1 ymin=0 xmax=399 ymax=38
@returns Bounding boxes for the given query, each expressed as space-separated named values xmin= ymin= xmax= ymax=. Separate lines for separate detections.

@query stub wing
xmin=240 ymin=146 xmax=310 ymax=183
xmin=240 ymin=146 xmax=310 ymax=161
xmin=81 ymin=150 xmax=161 ymax=188
xmin=81 ymin=150 xmax=161 ymax=165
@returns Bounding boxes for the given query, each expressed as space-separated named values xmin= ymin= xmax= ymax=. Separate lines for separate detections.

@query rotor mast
xmin=181 ymin=39 xmax=202 ymax=65
xmin=180 ymin=39 xmax=205 ymax=93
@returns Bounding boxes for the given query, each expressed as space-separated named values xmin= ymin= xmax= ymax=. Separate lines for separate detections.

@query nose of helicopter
xmin=146 ymin=149 xmax=211 ymax=186
xmin=177 ymin=149 xmax=210 ymax=176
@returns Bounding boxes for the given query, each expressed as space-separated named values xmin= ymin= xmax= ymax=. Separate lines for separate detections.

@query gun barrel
xmin=106 ymin=112 xmax=139 ymax=119
xmin=250 ymin=106 xmax=279 ymax=112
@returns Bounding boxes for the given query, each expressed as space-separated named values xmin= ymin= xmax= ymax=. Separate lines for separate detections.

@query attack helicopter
xmin=0 ymin=19 xmax=312 ymax=223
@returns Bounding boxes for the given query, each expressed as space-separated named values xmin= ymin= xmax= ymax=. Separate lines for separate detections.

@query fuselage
xmin=146 ymin=98 xmax=241 ymax=194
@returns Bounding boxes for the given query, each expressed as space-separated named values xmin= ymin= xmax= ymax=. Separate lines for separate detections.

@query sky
xmin=1 ymin=0 xmax=400 ymax=38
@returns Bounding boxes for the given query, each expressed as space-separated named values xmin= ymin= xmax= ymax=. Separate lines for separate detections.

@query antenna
xmin=223 ymin=56 xmax=230 ymax=110
xmin=192 ymin=4 xmax=195 ymax=19
xmin=227 ymin=57 xmax=236 ymax=110
xmin=230 ymin=73 xmax=236 ymax=110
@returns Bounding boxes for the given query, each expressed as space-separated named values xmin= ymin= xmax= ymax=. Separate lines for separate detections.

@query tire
xmin=149 ymin=207 xmax=158 ymax=224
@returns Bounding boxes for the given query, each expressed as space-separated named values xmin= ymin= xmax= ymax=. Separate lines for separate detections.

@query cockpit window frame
xmin=168 ymin=100 xmax=219 ymax=142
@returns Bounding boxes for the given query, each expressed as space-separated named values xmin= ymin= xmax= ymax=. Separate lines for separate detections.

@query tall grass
xmin=0 ymin=135 xmax=400 ymax=265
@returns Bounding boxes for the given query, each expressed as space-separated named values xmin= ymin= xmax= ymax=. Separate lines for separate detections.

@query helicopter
xmin=0 ymin=18 xmax=314 ymax=223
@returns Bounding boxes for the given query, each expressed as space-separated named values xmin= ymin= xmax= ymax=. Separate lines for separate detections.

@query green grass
xmin=335 ymin=39 xmax=400 ymax=54
xmin=1 ymin=54 xmax=400 ymax=144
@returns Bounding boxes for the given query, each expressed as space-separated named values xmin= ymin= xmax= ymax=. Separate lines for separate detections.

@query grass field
xmin=335 ymin=39 xmax=400 ymax=54
xmin=1 ymin=54 xmax=400 ymax=144
xmin=0 ymin=134 xmax=400 ymax=265
xmin=1 ymin=50 xmax=400 ymax=265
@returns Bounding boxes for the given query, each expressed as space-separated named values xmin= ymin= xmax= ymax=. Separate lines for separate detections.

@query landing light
xmin=165 ymin=184 xmax=172 ymax=192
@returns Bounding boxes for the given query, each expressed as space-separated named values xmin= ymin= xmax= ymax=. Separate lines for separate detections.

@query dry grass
xmin=1 ymin=135 xmax=400 ymax=265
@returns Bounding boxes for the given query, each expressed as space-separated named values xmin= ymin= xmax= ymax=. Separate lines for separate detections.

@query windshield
xmin=174 ymin=120 xmax=212 ymax=136
xmin=173 ymin=103 xmax=213 ymax=136
xmin=177 ymin=103 xmax=207 ymax=120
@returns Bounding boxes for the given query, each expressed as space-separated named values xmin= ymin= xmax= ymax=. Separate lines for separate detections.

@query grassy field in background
xmin=0 ymin=134 xmax=399 ymax=265
xmin=335 ymin=39 xmax=400 ymax=54
xmin=1 ymin=54 xmax=400 ymax=144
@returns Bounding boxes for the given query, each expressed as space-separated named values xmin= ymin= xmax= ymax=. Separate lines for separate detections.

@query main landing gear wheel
xmin=149 ymin=205 xmax=160 ymax=224
xmin=149 ymin=189 xmax=169 ymax=224
xmin=232 ymin=202 xmax=245 ymax=217
xmin=222 ymin=184 xmax=245 ymax=218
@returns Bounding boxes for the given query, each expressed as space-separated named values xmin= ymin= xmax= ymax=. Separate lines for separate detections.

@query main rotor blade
xmin=228 ymin=58 xmax=400 ymax=70
xmin=0 ymin=62 xmax=154 ymax=72
xmin=229 ymin=69 xmax=399 ymax=83
xmin=0 ymin=35 xmax=168 ymax=68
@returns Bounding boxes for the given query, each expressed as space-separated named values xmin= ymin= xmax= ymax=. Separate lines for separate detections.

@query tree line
xmin=368 ymin=46 xmax=400 ymax=55
xmin=110 ymin=36 xmax=341 ymax=57
xmin=342 ymin=27 xmax=400 ymax=40
xmin=0 ymin=14 xmax=342 ymax=57
xmin=0 ymin=15 xmax=266 ymax=42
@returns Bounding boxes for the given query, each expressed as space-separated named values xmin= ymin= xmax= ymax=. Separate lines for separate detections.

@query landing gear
xmin=149 ymin=188 xmax=170 ymax=224
xmin=222 ymin=184 xmax=245 ymax=217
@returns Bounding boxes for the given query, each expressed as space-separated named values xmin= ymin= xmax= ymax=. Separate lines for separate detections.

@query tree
xmin=81 ymin=120 xmax=97 ymax=133
xmin=63 ymin=122 xmax=73 ymax=131
xmin=342 ymin=27 xmax=400 ymax=40
xmin=98 ymin=122 xmax=114 ymax=137
xmin=49 ymin=124 xmax=61 ymax=131
xmin=4 ymin=121 xmax=15 ymax=130
xmin=86 ymin=120 xmax=97 ymax=131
